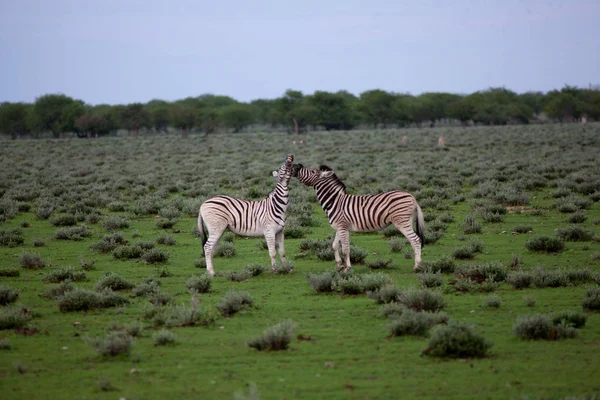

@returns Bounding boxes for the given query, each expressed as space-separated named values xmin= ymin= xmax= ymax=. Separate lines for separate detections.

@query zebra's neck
xmin=266 ymin=183 xmax=290 ymax=207
xmin=315 ymin=180 xmax=346 ymax=214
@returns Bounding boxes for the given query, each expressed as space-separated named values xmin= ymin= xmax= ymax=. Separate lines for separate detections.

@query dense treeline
xmin=1 ymin=86 xmax=599 ymax=138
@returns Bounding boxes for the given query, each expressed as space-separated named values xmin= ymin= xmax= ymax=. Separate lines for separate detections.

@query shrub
xmin=0 ymin=305 xmax=32 ymax=330
xmin=79 ymin=257 xmax=96 ymax=271
xmin=0 ymin=338 xmax=11 ymax=350
xmin=217 ymin=291 xmax=254 ymax=317
xmin=565 ymin=269 xmax=597 ymax=285
xmin=388 ymin=237 xmax=404 ymax=253
xmin=381 ymin=225 xmax=401 ymax=238
xmin=452 ymin=246 xmax=475 ymax=260
xmin=0 ymin=285 xmax=19 ymax=305
xmin=185 ymin=274 xmax=212 ymax=294
xmin=224 ymin=269 xmax=252 ymax=282
xmin=19 ymin=251 xmax=47 ymax=270
xmin=214 ymin=242 xmax=236 ymax=258
xmin=248 ymin=320 xmax=297 ymax=351
xmin=552 ymin=310 xmax=587 ymax=328
xmin=244 ymin=264 xmax=266 ymax=277
xmin=43 ymin=267 xmax=87 ymax=283
xmin=316 ymin=247 xmax=335 ymax=261
xmin=156 ymin=234 xmax=176 ymax=246
xmin=513 ymin=225 xmax=532 ymax=234
xmin=307 ymin=272 xmax=335 ymax=293
xmin=366 ymin=258 xmax=393 ymax=270
xmin=525 ymin=236 xmax=564 ymax=253
xmin=193 ymin=258 xmax=207 ymax=269
xmin=41 ymin=281 xmax=75 ymax=300
xmin=387 ymin=309 xmax=439 ymax=337
xmin=102 ymin=216 xmax=130 ymax=231
xmin=415 ymin=257 xmax=455 ymax=274
xmin=480 ymin=211 xmax=505 ymax=223
xmin=556 ymin=226 xmax=595 ymax=242
xmin=55 ymin=225 xmax=93 ymax=241
xmin=463 ymin=215 xmax=482 ymax=234
xmin=483 ymin=294 xmax=502 ymax=309
xmin=85 ymin=331 xmax=133 ymax=357
xmin=417 ymin=272 xmax=443 ymax=288
xmin=112 ymin=245 xmax=143 ymax=260
xmin=90 ymin=232 xmax=127 ymax=253
xmin=141 ymin=248 xmax=169 ymax=264
xmin=107 ymin=201 xmax=127 ymax=212
xmin=57 ymin=288 xmax=128 ymax=312
xmin=33 ymin=238 xmax=46 ymax=247
xmin=368 ymin=285 xmax=402 ymax=304
xmin=380 ymin=302 xmax=407 ymax=318
xmin=582 ymin=287 xmax=600 ymax=311
xmin=400 ymin=288 xmax=446 ymax=312
xmin=456 ymin=263 xmax=507 ymax=283
xmin=568 ymin=211 xmax=587 ymax=224
xmin=284 ymin=221 xmax=310 ymax=239
xmin=135 ymin=241 xmax=155 ymax=251
xmin=467 ymin=238 xmax=484 ymax=254
xmin=132 ymin=280 xmax=161 ymax=297
xmin=423 ymin=323 xmax=492 ymax=358
xmin=156 ymin=218 xmax=177 ymax=229
xmin=0 ymin=267 xmax=20 ymax=277
xmin=271 ymin=262 xmax=294 ymax=275
xmin=524 ymin=295 xmax=536 ymax=307
xmin=532 ymin=268 xmax=568 ymax=288
xmin=513 ymin=314 xmax=577 ymax=340
xmin=506 ymin=270 xmax=533 ymax=289
xmin=50 ymin=213 xmax=77 ymax=227
xmin=331 ymin=275 xmax=363 ymax=295
xmin=95 ymin=273 xmax=134 ymax=291
xmin=0 ymin=228 xmax=24 ymax=247
xmin=35 ymin=205 xmax=54 ymax=220
xmin=165 ymin=295 xmax=216 ymax=327
xmin=349 ymin=247 xmax=369 ymax=264
xmin=153 ymin=329 xmax=176 ymax=346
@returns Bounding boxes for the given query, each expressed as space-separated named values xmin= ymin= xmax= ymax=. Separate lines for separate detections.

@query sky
xmin=1 ymin=0 xmax=599 ymax=105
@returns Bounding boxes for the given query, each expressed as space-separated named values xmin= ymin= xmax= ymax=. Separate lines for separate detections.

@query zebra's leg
xmin=275 ymin=230 xmax=287 ymax=265
xmin=264 ymin=231 xmax=278 ymax=268
xmin=396 ymin=224 xmax=422 ymax=270
xmin=203 ymin=226 xmax=226 ymax=276
xmin=332 ymin=231 xmax=343 ymax=270
xmin=338 ymin=230 xmax=352 ymax=272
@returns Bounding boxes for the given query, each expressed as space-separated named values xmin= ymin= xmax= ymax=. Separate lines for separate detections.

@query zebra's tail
xmin=197 ymin=212 xmax=208 ymax=255
xmin=415 ymin=202 xmax=425 ymax=249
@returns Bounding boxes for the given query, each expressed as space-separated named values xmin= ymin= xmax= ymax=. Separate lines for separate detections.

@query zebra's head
xmin=292 ymin=164 xmax=346 ymax=191
xmin=272 ymin=154 xmax=294 ymax=186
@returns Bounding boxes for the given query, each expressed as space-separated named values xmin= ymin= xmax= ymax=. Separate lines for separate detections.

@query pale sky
xmin=1 ymin=0 xmax=598 ymax=105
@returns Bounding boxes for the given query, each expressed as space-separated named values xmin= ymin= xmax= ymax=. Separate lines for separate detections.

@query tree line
xmin=1 ymin=86 xmax=599 ymax=138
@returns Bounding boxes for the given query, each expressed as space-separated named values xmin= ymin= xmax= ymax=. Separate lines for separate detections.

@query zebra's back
xmin=337 ymin=191 xmax=417 ymax=232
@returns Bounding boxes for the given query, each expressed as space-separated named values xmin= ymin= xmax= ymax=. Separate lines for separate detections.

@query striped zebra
xmin=197 ymin=155 xmax=294 ymax=275
xmin=292 ymin=164 xmax=425 ymax=272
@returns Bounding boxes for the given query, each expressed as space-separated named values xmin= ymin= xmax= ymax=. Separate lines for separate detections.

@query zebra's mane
xmin=319 ymin=165 xmax=347 ymax=192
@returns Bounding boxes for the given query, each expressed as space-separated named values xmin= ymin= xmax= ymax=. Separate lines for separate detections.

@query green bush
xmin=43 ymin=267 xmax=87 ymax=283
xmin=244 ymin=264 xmax=266 ymax=277
xmin=380 ymin=303 xmax=407 ymax=319
xmin=248 ymin=320 xmax=297 ymax=351
xmin=57 ymin=288 xmax=128 ymax=312
xmin=552 ymin=310 xmax=587 ymax=328
xmin=156 ymin=218 xmax=177 ymax=229
xmin=388 ymin=237 xmax=404 ymax=253
xmin=55 ymin=225 xmax=92 ymax=241
xmin=0 ymin=267 xmax=20 ymax=277
xmin=214 ymin=242 xmax=236 ymax=258
xmin=102 ymin=215 xmax=130 ymax=231
xmin=483 ymin=294 xmax=502 ymax=309
xmin=165 ymin=296 xmax=216 ymax=327
xmin=95 ymin=273 xmax=134 ymax=291
xmin=185 ymin=274 xmax=212 ymax=294
xmin=153 ymin=329 xmax=176 ymax=346
xmin=156 ymin=234 xmax=176 ymax=246
xmin=217 ymin=291 xmax=254 ymax=317
xmin=141 ymin=248 xmax=169 ymax=264
xmin=387 ymin=309 xmax=439 ymax=337
xmin=582 ymin=287 xmax=600 ymax=311
xmin=0 ymin=228 xmax=24 ymax=247
xmin=463 ymin=214 xmax=482 ymax=234
xmin=41 ymin=281 xmax=75 ymax=300
xmin=85 ymin=331 xmax=133 ymax=357
xmin=567 ymin=211 xmax=587 ymax=224
xmin=532 ymin=268 xmax=568 ymax=288
xmin=513 ymin=225 xmax=532 ymax=234
xmin=90 ymin=232 xmax=127 ymax=253
xmin=506 ymin=270 xmax=533 ymax=289
xmin=224 ymin=269 xmax=252 ymax=282
xmin=349 ymin=247 xmax=369 ymax=264
xmin=271 ymin=262 xmax=294 ymax=275
xmin=556 ymin=226 xmax=595 ymax=242
xmin=50 ymin=213 xmax=77 ymax=227
xmin=415 ymin=257 xmax=455 ymax=274
xmin=19 ymin=251 xmax=47 ymax=270
xmin=112 ymin=245 xmax=143 ymax=260
xmin=400 ymin=288 xmax=446 ymax=312
xmin=368 ymin=285 xmax=402 ymax=304
xmin=525 ymin=236 xmax=564 ymax=253
xmin=452 ymin=246 xmax=475 ymax=260
xmin=0 ymin=285 xmax=20 ymax=306
xmin=365 ymin=258 xmax=393 ymax=270
xmin=514 ymin=314 xmax=577 ymax=340
xmin=307 ymin=272 xmax=335 ymax=293
xmin=417 ymin=272 xmax=443 ymax=288
xmin=0 ymin=305 xmax=32 ymax=330
xmin=423 ymin=323 xmax=492 ymax=358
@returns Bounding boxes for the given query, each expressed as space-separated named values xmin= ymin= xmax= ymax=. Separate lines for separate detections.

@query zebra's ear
xmin=272 ymin=171 xmax=278 ymax=177
xmin=320 ymin=170 xmax=335 ymax=178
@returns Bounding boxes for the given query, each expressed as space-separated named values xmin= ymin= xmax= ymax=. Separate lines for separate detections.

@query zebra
xmin=292 ymin=163 xmax=425 ymax=272
xmin=197 ymin=154 xmax=294 ymax=275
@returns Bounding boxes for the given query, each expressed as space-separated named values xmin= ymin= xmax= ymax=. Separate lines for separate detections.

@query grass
xmin=0 ymin=125 xmax=600 ymax=399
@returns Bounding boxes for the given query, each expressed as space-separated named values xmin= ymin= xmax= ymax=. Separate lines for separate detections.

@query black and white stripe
xmin=292 ymin=164 xmax=425 ymax=271
xmin=198 ymin=154 xmax=294 ymax=275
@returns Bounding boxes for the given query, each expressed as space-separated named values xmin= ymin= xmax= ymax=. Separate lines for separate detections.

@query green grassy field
xmin=1 ymin=124 xmax=599 ymax=400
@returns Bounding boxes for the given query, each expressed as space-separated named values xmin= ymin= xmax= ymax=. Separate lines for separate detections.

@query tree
xmin=170 ymin=103 xmax=196 ymax=137
xmin=74 ymin=114 xmax=107 ymax=138
xmin=544 ymin=92 xmax=581 ymax=122
xmin=120 ymin=103 xmax=150 ymax=136
xmin=448 ymin=97 xmax=476 ymax=125
xmin=308 ymin=91 xmax=356 ymax=130
xmin=358 ymin=90 xmax=396 ymax=128
xmin=197 ymin=108 xmax=219 ymax=135
xmin=391 ymin=95 xmax=414 ymax=127
xmin=32 ymin=94 xmax=85 ymax=137
xmin=0 ymin=102 xmax=32 ymax=138
xmin=219 ymin=104 xmax=254 ymax=133
xmin=149 ymin=106 xmax=171 ymax=133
